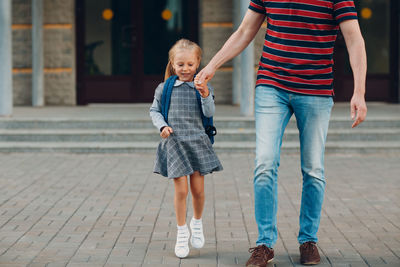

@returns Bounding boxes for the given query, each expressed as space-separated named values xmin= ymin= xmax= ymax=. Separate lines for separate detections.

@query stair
xmin=0 ymin=116 xmax=399 ymax=153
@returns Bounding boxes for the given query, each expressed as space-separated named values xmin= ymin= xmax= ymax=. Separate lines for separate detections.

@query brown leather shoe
xmin=299 ymin=241 xmax=320 ymax=265
xmin=246 ymin=245 xmax=274 ymax=267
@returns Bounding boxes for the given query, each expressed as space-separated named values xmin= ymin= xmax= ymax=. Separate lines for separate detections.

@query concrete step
xmin=0 ymin=141 xmax=399 ymax=153
xmin=0 ymin=119 xmax=153 ymax=129
xmin=213 ymin=141 xmax=400 ymax=153
xmin=217 ymin=128 xmax=400 ymax=142
xmin=0 ymin=113 xmax=399 ymax=153
xmin=1 ymin=117 xmax=400 ymax=129
xmin=0 ymin=128 xmax=399 ymax=142
xmin=215 ymin=117 xmax=400 ymax=130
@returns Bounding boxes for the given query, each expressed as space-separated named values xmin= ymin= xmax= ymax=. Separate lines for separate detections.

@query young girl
xmin=150 ymin=39 xmax=223 ymax=258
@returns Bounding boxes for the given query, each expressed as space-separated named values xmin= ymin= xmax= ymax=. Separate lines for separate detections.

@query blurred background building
xmin=6 ymin=0 xmax=400 ymax=107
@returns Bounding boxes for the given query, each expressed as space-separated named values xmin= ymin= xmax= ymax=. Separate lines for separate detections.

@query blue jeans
xmin=254 ymin=86 xmax=333 ymax=247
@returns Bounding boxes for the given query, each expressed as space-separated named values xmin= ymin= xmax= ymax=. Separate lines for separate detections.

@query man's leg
xmin=292 ymin=94 xmax=333 ymax=244
xmin=254 ymin=86 xmax=293 ymax=247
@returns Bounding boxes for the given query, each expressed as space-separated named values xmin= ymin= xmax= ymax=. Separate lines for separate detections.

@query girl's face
xmin=172 ymin=49 xmax=200 ymax=82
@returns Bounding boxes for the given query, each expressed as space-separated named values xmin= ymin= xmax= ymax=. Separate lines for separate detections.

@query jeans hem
xmin=256 ymin=242 xmax=274 ymax=248
xmin=298 ymin=239 xmax=318 ymax=245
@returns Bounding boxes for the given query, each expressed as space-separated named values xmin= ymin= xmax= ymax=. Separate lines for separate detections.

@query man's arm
xmin=195 ymin=10 xmax=265 ymax=84
xmin=340 ymin=19 xmax=367 ymax=128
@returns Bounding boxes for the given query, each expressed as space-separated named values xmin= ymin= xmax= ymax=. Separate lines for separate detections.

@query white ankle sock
xmin=190 ymin=217 xmax=205 ymax=249
xmin=191 ymin=217 xmax=202 ymax=224
xmin=175 ymin=224 xmax=190 ymax=258
xmin=177 ymin=224 xmax=188 ymax=230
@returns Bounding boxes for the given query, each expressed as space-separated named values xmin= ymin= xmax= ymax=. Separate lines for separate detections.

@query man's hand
xmin=160 ymin=126 xmax=173 ymax=138
xmin=195 ymin=64 xmax=216 ymax=85
xmin=350 ymin=94 xmax=367 ymax=128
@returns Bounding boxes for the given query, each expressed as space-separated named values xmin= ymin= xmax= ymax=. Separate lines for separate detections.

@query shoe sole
xmin=246 ymin=257 xmax=274 ymax=267
xmin=301 ymin=260 xmax=320 ymax=265
xmin=175 ymin=251 xmax=189 ymax=258
xmin=191 ymin=244 xmax=204 ymax=249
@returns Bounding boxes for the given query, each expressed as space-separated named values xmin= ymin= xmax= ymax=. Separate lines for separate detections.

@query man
xmin=196 ymin=0 xmax=367 ymax=266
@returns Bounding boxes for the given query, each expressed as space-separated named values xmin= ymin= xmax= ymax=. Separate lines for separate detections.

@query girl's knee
xmin=174 ymin=176 xmax=188 ymax=197
xmin=191 ymin=189 xmax=204 ymax=200
xmin=175 ymin=188 xmax=188 ymax=200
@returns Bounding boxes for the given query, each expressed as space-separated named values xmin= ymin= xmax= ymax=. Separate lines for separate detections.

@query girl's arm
xmin=149 ymin=83 xmax=169 ymax=131
xmin=200 ymin=84 xmax=215 ymax=118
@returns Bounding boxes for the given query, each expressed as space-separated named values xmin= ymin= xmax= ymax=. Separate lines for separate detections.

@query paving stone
xmin=0 ymin=152 xmax=398 ymax=266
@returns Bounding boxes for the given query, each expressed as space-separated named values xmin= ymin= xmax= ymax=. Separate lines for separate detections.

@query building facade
xmin=9 ymin=0 xmax=400 ymax=107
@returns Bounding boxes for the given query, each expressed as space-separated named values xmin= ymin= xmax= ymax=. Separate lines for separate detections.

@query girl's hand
xmin=194 ymin=80 xmax=209 ymax=98
xmin=160 ymin=126 xmax=173 ymax=138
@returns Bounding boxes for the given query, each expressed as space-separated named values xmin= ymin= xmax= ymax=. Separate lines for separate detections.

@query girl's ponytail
xmin=164 ymin=61 xmax=175 ymax=81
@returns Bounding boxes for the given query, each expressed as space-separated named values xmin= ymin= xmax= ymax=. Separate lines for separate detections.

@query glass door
xmin=333 ymin=0 xmax=392 ymax=101
xmin=77 ymin=0 xmax=136 ymax=104
xmin=76 ymin=0 xmax=198 ymax=104
xmin=136 ymin=0 xmax=198 ymax=102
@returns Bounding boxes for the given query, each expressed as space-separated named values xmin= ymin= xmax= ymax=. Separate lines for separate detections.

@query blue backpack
xmin=160 ymin=75 xmax=217 ymax=144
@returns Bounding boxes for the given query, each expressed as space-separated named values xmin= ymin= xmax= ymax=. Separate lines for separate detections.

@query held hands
xmin=194 ymin=77 xmax=209 ymax=98
xmin=196 ymin=64 xmax=216 ymax=85
xmin=350 ymin=94 xmax=367 ymax=128
xmin=195 ymin=63 xmax=217 ymax=98
xmin=160 ymin=126 xmax=173 ymax=138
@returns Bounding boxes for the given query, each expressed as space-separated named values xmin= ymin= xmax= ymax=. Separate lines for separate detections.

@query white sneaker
xmin=190 ymin=217 xmax=205 ymax=249
xmin=175 ymin=225 xmax=190 ymax=258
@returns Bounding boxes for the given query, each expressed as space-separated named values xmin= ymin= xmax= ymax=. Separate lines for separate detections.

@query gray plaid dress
xmin=152 ymin=82 xmax=223 ymax=179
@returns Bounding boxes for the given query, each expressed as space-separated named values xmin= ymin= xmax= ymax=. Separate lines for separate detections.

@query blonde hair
xmin=164 ymin=39 xmax=202 ymax=81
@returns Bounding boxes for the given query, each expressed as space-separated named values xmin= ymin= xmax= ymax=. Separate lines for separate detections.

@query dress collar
xmin=174 ymin=80 xmax=195 ymax=88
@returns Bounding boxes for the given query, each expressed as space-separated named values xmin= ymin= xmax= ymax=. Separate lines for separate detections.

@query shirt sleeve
xmin=333 ymin=0 xmax=358 ymax=24
xmin=201 ymin=84 xmax=215 ymax=118
xmin=149 ymin=83 xmax=169 ymax=131
xmin=248 ymin=0 xmax=266 ymax=15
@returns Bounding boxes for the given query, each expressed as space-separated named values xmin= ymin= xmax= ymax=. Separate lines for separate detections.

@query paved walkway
xmin=0 ymin=152 xmax=399 ymax=267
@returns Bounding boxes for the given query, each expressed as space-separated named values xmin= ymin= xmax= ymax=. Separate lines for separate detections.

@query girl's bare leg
xmin=189 ymin=171 xmax=205 ymax=249
xmin=173 ymin=176 xmax=190 ymax=258
xmin=174 ymin=176 xmax=188 ymax=226
xmin=189 ymin=171 xmax=205 ymax=219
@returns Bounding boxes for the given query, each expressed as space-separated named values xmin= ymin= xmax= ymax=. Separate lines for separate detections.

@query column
xmin=0 ymin=0 xmax=13 ymax=116
xmin=239 ymin=0 xmax=254 ymax=116
xmin=232 ymin=0 xmax=241 ymax=105
xmin=32 ymin=0 xmax=44 ymax=106
xmin=397 ymin=0 xmax=400 ymax=103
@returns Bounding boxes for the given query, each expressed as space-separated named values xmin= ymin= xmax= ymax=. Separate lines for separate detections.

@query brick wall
xmin=12 ymin=0 xmax=76 ymax=106
xmin=11 ymin=0 xmax=265 ymax=106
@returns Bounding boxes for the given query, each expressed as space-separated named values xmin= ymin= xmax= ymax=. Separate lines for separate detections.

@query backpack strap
xmin=161 ymin=75 xmax=216 ymax=144
xmin=160 ymin=75 xmax=178 ymax=124
xmin=195 ymin=90 xmax=216 ymax=144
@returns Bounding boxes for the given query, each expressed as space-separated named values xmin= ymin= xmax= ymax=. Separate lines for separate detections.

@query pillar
xmin=239 ymin=0 xmax=254 ymax=116
xmin=32 ymin=0 xmax=44 ymax=106
xmin=232 ymin=0 xmax=241 ymax=105
xmin=0 ymin=0 xmax=13 ymax=116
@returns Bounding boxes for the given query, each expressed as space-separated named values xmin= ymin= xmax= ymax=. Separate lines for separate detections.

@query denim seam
xmin=271 ymin=109 xmax=291 ymax=245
